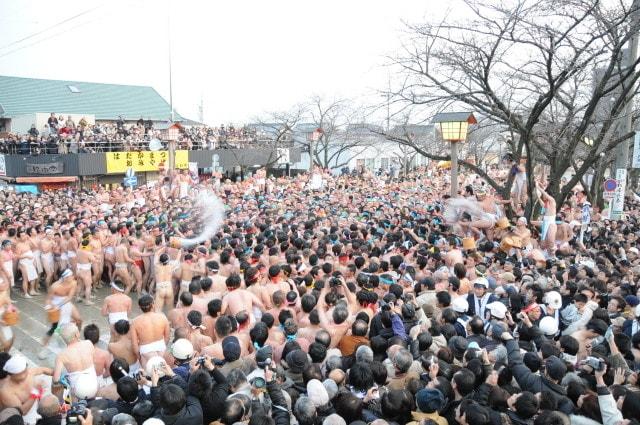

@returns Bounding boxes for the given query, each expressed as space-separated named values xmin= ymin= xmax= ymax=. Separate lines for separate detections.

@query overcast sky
xmin=0 ymin=0 xmax=453 ymax=125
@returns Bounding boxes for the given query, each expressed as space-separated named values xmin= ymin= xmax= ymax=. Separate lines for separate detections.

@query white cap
xmin=544 ymin=291 xmax=562 ymax=310
xmin=72 ymin=373 xmax=98 ymax=399
xmin=143 ymin=419 xmax=165 ymax=425
xmin=539 ymin=316 xmax=559 ymax=336
xmin=171 ymin=338 xmax=194 ymax=361
xmin=145 ymin=356 xmax=167 ymax=378
xmin=486 ymin=302 xmax=507 ymax=319
xmin=452 ymin=297 xmax=469 ymax=313
xmin=473 ymin=277 xmax=489 ymax=288
xmin=3 ymin=356 xmax=27 ymax=374
xmin=630 ymin=247 xmax=639 ymax=255
xmin=635 ymin=304 xmax=640 ymax=318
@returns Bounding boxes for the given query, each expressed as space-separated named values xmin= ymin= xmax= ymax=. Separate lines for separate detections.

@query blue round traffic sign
xmin=604 ymin=179 xmax=617 ymax=192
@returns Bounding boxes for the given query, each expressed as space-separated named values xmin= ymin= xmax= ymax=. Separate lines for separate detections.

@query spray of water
xmin=173 ymin=191 xmax=225 ymax=248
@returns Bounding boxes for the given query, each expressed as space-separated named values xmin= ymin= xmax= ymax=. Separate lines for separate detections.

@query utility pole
xmin=167 ymin=0 xmax=175 ymax=123
xmin=612 ymin=0 xmax=640 ymax=219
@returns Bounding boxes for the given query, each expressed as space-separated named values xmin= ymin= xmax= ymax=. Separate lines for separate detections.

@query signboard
xmin=611 ymin=168 xmax=627 ymax=220
xmin=277 ymin=148 xmax=290 ymax=165
xmin=0 ymin=155 xmax=5 ymax=177
xmin=603 ymin=191 xmax=615 ymax=200
xmin=581 ymin=202 xmax=591 ymax=224
xmin=105 ymin=150 xmax=188 ymax=174
xmin=125 ymin=167 xmax=135 ymax=178
xmin=633 ymin=132 xmax=640 ymax=168
xmin=123 ymin=176 xmax=138 ymax=187
xmin=211 ymin=154 xmax=221 ymax=172
xmin=604 ymin=179 xmax=617 ymax=192
xmin=26 ymin=162 xmax=64 ymax=175
xmin=188 ymin=162 xmax=199 ymax=183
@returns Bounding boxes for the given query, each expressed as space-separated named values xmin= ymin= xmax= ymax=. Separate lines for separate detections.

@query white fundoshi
xmin=172 ymin=191 xmax=226 ymax=248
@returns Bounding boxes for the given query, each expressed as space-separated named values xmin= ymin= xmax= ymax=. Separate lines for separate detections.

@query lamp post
xmin=162 ymin=123 xmax=180 ymax=174
xmin=432 ymin=112 xmax=477 ymax=197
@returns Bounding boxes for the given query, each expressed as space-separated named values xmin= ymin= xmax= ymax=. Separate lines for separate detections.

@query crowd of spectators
xmin=0 ymin=113 xmax=268 ymax=155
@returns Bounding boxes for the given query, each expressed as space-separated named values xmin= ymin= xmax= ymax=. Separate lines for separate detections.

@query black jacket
xmin=505 ymin=338 xmax=574 ymax=415
xmin=200 ymin=368 xmax=231 ymax=424
xmin=267 ymin=381 xmax=290 ymax=425
xmin=153 ymin=395 xmax=203 ymax=425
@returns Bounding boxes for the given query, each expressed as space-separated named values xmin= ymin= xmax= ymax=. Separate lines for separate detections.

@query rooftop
xmin=0 ymin=75 xmax=185 ymax=121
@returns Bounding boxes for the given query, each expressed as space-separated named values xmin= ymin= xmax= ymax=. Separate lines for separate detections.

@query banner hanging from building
xmin=105 ymin=150 xmax=188 ymax=174
xmin=632 ymin=132 xmax=640 ymax=168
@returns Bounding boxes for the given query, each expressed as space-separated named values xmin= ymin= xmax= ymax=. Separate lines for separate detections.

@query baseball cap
xmin=416 ymin=388 xmax=445 ymax=413
xmin=486 ymin=301 xmax=507 ymax=319
xmin=222 ymin=336 xmax=241 ymax=362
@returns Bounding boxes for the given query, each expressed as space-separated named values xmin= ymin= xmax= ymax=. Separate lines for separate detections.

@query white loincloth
xmin=180 ymin=280 xmax=191 ymax=291
xmin=67 ymin=251 xmax=77 ymax=259
xmin=41 ymin=252 xmax=54 ymax=271
xmin=19 ymin=257 xmax=38 ymax=281
xmin=139 ymin=339 xmax=166 ymax=355
xmin=67 ymin=366 xmax=97 ymax=395
xmin=104 ymin=247 xmax=115 ymax=256
xmin=129 ymin=361 xmax=141 ymax=375
xmin=115 ymin=262 xmax=128 ymax=269
xmin=76 ymin=263 xmax=91 ymax=271
xmin=33 ymin=250 xmax=42 ymax=274
xmin=108 ymin=311 xmax=128 ymax=325
xmin=51 ymin=296 xmax=72 ymax=325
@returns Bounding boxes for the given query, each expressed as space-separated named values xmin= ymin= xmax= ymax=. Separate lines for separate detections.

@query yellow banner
xmin=105 ymin=150 xmax=188 ymax=174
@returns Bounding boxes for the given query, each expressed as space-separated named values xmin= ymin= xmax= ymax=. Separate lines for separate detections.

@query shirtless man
xmin=179 ymin=254 xmax=200 ymax=297
xmin=114 ymin=238 xmax=135 ymax=293
xmin=265 ymin=265 xmax=292 ymax=299
xmin=40 ymin=269 xmax=82 ymax=359
xmin=83 ymin=324 xmax=112 ymax=388
xmin=15 ymin=230 xmax=38 ymax=297
xmin=59 ymin=231 xmax=69 ymax=272
xmin=40 ymin=229 xmax=55 ymax=289
xmin=108 ymin=320 xmax=140 ymax=374
xmin=76 ymin=239 xmax=96 ymax=305
xmin=101 ymin=280 xmax=132 ymax=338
xmin=53 ymin=324 xmax=97 ymax=397
xmin=103 ymin=227 xmax=118 ymax=283
xmin=0 ymin=356 xmax=53 ymax=420
xmin=0 ymin=241 xmax=14 ymax=302
xmin=316 ymin=283 xmax=355 ymax=348
xmin=220 ymin=274 xmax=265 ymax=324
xmin=89 ymin=229 xmax=104 ymax=288
xmin=128 ymin=236 xmax=149 ymax=293
xmin=206 ymin=261 xmax=227 ymax=296
xmin=154 ymin=250 xmax=174 ymax=313
xmin=28 ymin=227 xmax=43 ymax=277
xmin=536 ymin=181 xmax=558 ymax=257
xmin=168 ymin=292 xmax=192 ymax=330
xmin=186 ymin=310 xmax=213 ymax=353
xmin=67 ymin=228 xmax=79 ymax=272
xmin=131 ymin=295 xmax=170 ymax=368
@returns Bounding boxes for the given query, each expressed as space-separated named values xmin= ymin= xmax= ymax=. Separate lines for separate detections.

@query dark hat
xmin=285 ymin=349 xmax=308 ymax=373
xmin=448 ymin=336 xmax=468 ymax=358
xmin=416 ymin=388 xmax=445 ymax=413
xmin=544 ymin=355 xmax=567 ymax=381
xmin=256 ymin=346 xmax=273 ymax=365
xmin=222 ymin=336 xmax=241 ymax=362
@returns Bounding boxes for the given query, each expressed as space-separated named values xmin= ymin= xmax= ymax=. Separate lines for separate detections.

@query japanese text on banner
xmin=105 ymin=151 xmax=188 ymax=174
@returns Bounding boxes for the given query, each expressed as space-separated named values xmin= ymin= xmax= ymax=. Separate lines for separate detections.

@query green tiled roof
xmin=0 ymin=75 xmax=184 ymax=121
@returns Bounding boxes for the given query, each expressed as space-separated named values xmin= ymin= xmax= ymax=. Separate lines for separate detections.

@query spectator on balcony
xmin=47 ymin=113 xmax=58 ymax=131
xmin=79 ymin=117 xmax=88 ymax=130
xmin=28 ymin=124 xmax=39 ymax=138
xmin=65 ymin=115 xmax=76 ymax=131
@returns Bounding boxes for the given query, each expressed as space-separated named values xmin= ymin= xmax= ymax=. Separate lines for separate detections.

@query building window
xmin=67 ymin=85 xmax=80 ymax=93
xmin=381 ymin=157 xmax=389 ymax=169
xmin=365 ymin=158 xmax=375 ymax=170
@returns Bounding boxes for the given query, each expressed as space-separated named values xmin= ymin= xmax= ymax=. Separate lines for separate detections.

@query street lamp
xmin=432 ymin=112 xmax=477 ymax=197
xmin=161 ymin=122 xmax=181 ymax=171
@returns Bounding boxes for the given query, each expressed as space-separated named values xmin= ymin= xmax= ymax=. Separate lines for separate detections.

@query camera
xmin=584 ymin=356 xmax=606 ymax=372
xmin=66 ymin=400 xmax=88 ymax=423
xmin=197 ymin=356 xmax=206 ymax=367
xmin=329 ymin=277 xmax=341 ymax=288
xmin=257 ymin=357 xmax=272 ymax=369
xmin=212 ymin=358 xmax=225 ymax=367
xmin=250 ymin=376 xmax=266 ymax=389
